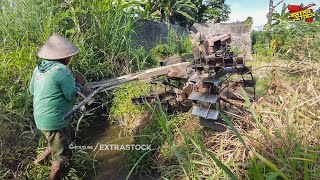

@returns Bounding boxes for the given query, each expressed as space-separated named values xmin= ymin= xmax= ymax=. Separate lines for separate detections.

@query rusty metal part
xmin=65 ymin=33 xmax=256 ymax=126
xmin=131 ymin=31 xmax=255 ymax=121
xmin=131 ymin=90 xmax=174 ymax=105
xmin=86 ymin=62 xmax=190 ymax=89
xmin=64 ymin=62 xmax=190 ymax=120
xmin=182 ymin=33 xmax=255 ymax=121
xmin=160 ymin=54 xmax=193 ymax=66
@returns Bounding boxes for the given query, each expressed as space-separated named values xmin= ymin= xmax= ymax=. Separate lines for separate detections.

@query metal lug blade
xmin=188 ymin=92 xmax=219 ymax=104
xmin=203 ymin=79 xmax=223 ymax=86
xmin=191 ymin=106 xmax=219 ymax=120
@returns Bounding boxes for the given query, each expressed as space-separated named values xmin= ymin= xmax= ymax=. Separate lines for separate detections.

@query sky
xmin=226 ymin=0 xmax=320 ymax=27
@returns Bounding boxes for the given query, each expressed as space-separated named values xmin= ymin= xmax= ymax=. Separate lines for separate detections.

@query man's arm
xmin=60 ymin=74 xmax=80 ymax=102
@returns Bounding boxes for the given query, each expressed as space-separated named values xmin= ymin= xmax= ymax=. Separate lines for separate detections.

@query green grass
xmin=125 ymin=60 xmax=320 ymax=179
xmin=125 ymin=100 xmax=239 ymax=179
xmin=109 ymin=81 xmax=154 ymax=132
xmin=0 ymin=0 xmax=190 ymax=177
xmin=1 ymin=0 xmax=319 ymax=179
xmin=0 ymin=114 xmax=39 ymax=179
xmin=150 ymin=27 xmax=192 ymax=61
xmin=0 ymin=0 xmax=156 ymax=178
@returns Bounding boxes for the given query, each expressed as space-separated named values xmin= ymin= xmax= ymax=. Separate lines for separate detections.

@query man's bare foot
xmin=33 ymin=147 xmax=52 ymax=165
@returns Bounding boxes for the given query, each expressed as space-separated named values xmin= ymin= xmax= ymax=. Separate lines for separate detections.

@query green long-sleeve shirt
xmin=29 ymin=60 xmax=81 ymax=131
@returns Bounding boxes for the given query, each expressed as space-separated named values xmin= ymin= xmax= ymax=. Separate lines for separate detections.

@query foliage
xmin=249 ymin=13 xmax=320 ymax=179
xmin=0 ymin=0 xmax=157 ymax=111
xmin=243 ymin=16 xmax=253 ymax=28
xmin=272 ymin=21 xmax=320 ymax=61
xmin=253 ymin=20 xmax=320 ymax=62
xmin=109 ymin=81 xmax=153 ymax=132
xmin=271 ymin=3 xmax=290 ymax=27
xmin=0 ymin=114 xmax=38 ymax=179
xmin=167 ymin=113 xmax=187 ymax=131
xmin=125 ymin=101 xmax=184 ymax=176
xmin=253 ymin=43 xmax=273 ymax=58
xmin=125 ymin=104 xmax=165 ymax=176
xmin=242 ymin=73 xmax=320 ymax=179
xmin=126 ymin=100 xmax=239 ymax=179
xmin=150 ymin=0 xmax=197 ymax=24
xmin=150 ymin=28 xmax=192 ymax=61
xmin=251 ymin=30 xmax=266 ymax=50
xmin=135 ymin=0 xmax=230 ymax=26
xmin=194 ymin=0 xmax=231 ymax=23
xmin=251 ymin=30 xmax=273 ymax=60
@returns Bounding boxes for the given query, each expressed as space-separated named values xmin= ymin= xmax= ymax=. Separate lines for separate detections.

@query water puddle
xmin=78 ymin=113 xmax=156 ymax=180
xmin=86 ymin=123 xmax=133 ymax=180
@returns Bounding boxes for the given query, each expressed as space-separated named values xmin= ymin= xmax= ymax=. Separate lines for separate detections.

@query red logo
xmin=288 ymin=3 xmax=316 ymax=22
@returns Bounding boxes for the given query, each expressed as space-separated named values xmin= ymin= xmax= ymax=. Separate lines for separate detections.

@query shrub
xmin=151 ymin=28 xmax=192 ymax=61
xmin=272 ymin=21 xmax=320 ymax=61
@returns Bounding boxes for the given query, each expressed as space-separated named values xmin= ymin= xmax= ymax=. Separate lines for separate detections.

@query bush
xmin=151 ymin=28 xmax=192 ymax=61
xmin=272 ymin=21 xmax=320 ymax=61
xmin=252 ymin=21 xmax=320 ymax=62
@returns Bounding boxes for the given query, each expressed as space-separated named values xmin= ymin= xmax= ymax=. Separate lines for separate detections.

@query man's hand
xmin=75 ymin=73 xmax=85 ymax=86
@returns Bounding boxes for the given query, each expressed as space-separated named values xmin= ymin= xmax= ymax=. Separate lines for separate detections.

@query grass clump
xmin=126 ymin=100 xmax=239 ymax=179
xmin=0 ymin=113 xmax=38 ymax=179
xmin=151 ymin=28 xmax=192 ymax=61
xmin=126 ymin=113 xmax=165 ymax=177
xmin=109 ymin=81 xmax=154 ymax=133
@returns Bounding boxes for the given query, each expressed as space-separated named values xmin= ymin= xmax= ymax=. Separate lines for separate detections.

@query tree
xmin=142 ymin=0 xmax=197 ymax=25
xmin=176 ymin=0 xmax=231 ymax=26
xmin=243 ymin=16 xmax=253 ymax=28
xmin=272 ymin=3 xmax=290 ymax=27
xmin=199 ymin=0 xmax=230 ymax=23
xmin=265 ymin=0 xmax=284 ymax=45
xmin=136 ymin=0 xmax=230 ymax=27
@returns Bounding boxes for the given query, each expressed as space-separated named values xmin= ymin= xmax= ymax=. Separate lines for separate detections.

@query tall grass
xmin=0 ymin=113 xmax=38 ymax=179
xmin=126 ymin=99 xmax=238 ymax=179
xmin=241 ymin=66 xmax=320 ymax=179
xmin=0 ymin=0 xmax=155 ymax=110
xmin=0 ymin=0 xmax=155 ymax=178
xmin=150 ymin=27 xmax=192 ymax=61
xmin=126 ymin=60 xmax=320 ymax=179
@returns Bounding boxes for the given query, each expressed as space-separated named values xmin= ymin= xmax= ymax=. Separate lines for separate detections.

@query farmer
xmin=29 ymin=33 xmax=85 ymax=180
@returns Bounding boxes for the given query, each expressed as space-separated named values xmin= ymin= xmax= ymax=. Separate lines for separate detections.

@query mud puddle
xmin=83 ymin=122 xmax=132 ymax=180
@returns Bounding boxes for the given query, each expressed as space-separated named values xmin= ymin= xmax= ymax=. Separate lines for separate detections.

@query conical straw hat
xmin=37 ymin=33 xmax=79 ymax=60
